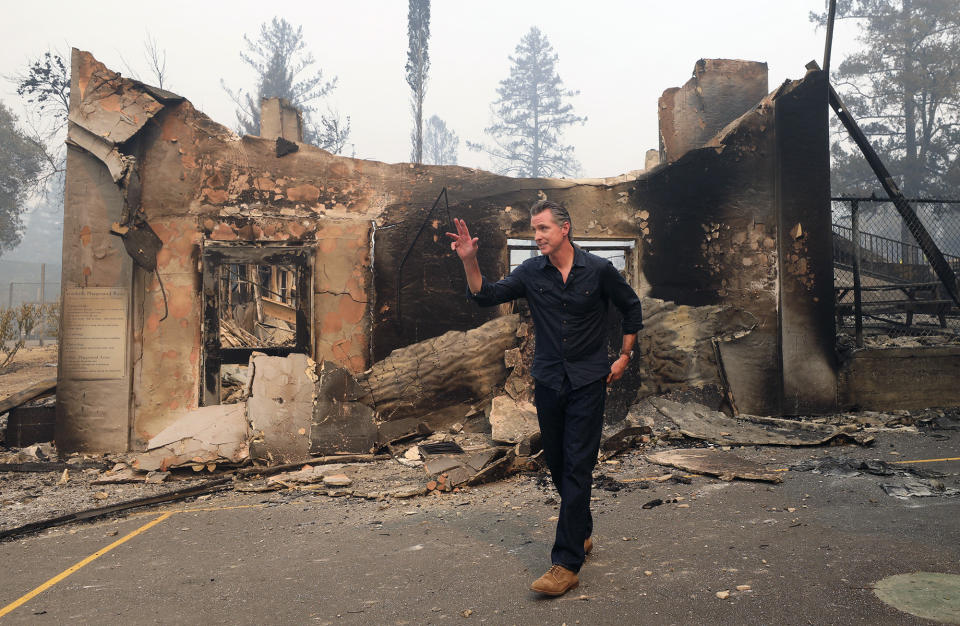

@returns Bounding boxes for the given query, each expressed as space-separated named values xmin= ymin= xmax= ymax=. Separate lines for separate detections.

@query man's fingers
xmin=445 ymin=232 xmax=458 ymax=240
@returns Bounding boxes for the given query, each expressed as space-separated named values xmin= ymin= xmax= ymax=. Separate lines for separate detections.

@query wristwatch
xmin=619 ymin=350 xmax=634 ymax=362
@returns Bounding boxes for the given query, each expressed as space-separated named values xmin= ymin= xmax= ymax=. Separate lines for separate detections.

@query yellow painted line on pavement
xmin=892 ymin=456 xmax=960 ymax=465
xmin=129 ymin=503 xmax=268 ymax=517
xmin=166 ymin=503 xmax=269 ymax=513
xmin=0 ymin=512 xmax=173 ymax=619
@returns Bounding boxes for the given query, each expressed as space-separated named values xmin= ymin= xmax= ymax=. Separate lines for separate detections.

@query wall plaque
xmin=62 ymin=287 xmax=128 ymax=380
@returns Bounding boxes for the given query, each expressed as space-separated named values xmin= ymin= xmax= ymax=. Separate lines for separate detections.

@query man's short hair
xmin=529 ymin=200 xmax=572 ymax=238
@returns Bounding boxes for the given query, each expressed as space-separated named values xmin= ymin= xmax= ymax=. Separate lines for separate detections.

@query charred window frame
xmin=201 ymin=242 xmax=312 ymax=405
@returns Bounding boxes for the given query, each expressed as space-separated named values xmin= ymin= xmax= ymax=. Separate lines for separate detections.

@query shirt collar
xmin=537 ymin=243 xmax=585 ymax=271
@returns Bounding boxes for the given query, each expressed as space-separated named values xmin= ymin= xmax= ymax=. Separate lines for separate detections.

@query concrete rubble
xmin=488 ymin=395 xmax=539 ymax=444
xmin=648 ymin=397 xmax=869 ymax=446
xmin=247 ymin=353 xmax=316 ymax=464
xmin=2 ymin=399 xmax=959 ymax=539
xmin=645 ymin=448 xmax=783 ymax=483
xmin=132 ymin=403 xmax=250 ymax=472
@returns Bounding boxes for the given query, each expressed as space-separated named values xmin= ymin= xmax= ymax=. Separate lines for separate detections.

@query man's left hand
xmin=607 ymin=355 xmax=629 ymax=383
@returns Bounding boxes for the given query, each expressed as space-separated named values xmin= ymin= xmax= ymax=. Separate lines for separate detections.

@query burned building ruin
xmin=55 ymin=49 xmax=952 ymax=456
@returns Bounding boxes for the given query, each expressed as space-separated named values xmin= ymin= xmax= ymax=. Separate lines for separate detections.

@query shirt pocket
xmin=569 ymin=277 xmax=601 ymax=313
xmin=531 ymin=277 xmax=559 ymax=306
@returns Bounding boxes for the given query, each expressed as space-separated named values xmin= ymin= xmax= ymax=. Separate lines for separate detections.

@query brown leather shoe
xmin=530 ymin=565 xmax=579 ymax=596
xmin=584 ymin=536 xmax=593 ymax=556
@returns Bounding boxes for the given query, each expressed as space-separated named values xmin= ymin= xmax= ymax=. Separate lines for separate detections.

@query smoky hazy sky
xmin=2 ymin=0 xmax=854 ymax=178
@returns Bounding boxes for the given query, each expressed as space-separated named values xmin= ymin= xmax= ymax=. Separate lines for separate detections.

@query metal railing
xmin=833 ymin=197 xmax=960 ymax=345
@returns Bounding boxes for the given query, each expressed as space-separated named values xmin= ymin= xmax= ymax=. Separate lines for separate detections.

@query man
xmin=446 ymin=199 xmax=643 ymax=596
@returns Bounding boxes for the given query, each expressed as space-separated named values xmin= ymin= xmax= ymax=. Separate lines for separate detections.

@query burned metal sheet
xmin=789 ymin=455 xmax=960 ymax=499
xmin=646 ymin=448 xmax=783 ymax=483
xmin=65 ymin=123 xmax=130 ymax=182
xmin=650 ymin=397 xmax=861 ymax=446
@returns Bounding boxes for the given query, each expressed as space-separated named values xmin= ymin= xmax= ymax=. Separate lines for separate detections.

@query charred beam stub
xmin=276 ymin=137 xmax=299 ymax=158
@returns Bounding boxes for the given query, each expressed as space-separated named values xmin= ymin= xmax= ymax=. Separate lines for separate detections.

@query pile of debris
xmin=837 ymin=331 xmax=960 ymax=351
xmin=7 ymin=310 xmax=959 ymax=541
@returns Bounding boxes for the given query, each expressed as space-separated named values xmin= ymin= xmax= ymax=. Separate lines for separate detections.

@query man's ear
xmin=561 ymin=221 xmax=570 ymax=239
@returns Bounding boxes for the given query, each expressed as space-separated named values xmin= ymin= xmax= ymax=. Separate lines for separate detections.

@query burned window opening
xmin=508 ymin=238 xmax=636 ymax=277
xmin=201 ymin=243 xmax=312 ymax=406
xmin=218 ymin=263 xmax=299 ymax=348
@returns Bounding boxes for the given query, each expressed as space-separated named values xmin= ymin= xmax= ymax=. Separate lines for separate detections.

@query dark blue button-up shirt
xmin=470 ymin=245 xmax=643 ymax=391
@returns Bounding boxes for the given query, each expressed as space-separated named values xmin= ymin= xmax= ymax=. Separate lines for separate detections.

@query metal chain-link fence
xmin=4 ymin=282 xmax=60 ymax=309
xmin=833 ymin=196 xmax=960 ymax=347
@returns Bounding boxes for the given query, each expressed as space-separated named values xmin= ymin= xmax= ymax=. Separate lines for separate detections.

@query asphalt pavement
xmin=1 ymin=427 xmax=958 ymax=625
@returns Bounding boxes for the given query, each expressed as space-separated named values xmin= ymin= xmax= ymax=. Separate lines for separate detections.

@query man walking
xmin=446 ymin=200 xmax=643 ymax=596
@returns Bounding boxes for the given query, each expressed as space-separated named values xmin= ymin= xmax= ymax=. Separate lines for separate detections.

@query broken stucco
xmin=58 ymin=50 xmax=836 ymax=452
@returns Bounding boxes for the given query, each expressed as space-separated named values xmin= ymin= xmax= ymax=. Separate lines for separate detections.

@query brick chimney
xmin=260 ymin=98 xmax=303 ymax=142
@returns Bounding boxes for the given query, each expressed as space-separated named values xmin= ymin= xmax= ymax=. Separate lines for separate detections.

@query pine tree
xmin=469 ymin=27 xmax=585 ymax=178
xmin=423 ymin=115 xmax=459 ymax=165
xmin=406 ymin=0 xmax=431 ymax=164
xmin=222 ymin=17 xmax=350 ymax=153
xmin=813 ymin=0 xmax=960 ymax=196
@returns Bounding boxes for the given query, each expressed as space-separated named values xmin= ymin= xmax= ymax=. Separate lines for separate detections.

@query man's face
xmin=531 ymin=209 xmax=570 ymax=256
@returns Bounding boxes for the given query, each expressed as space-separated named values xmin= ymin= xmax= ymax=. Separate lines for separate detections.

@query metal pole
xmin=851 ymin=201 xmax=863 ymax=348
xmin=7 ymin=282 xmax=12 ymax=308
xmin=823 ymin=0 xmax=838 ymax=76
xmin=39 ymin=263 xmax=45 ymax=346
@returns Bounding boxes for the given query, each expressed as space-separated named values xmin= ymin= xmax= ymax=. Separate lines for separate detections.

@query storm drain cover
xmin=873 ymin=572 xmax=960 ymax=624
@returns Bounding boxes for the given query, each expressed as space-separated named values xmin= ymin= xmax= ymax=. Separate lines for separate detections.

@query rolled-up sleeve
xmin=601 ymin=262 xmax=643 ymax=334
xmin=468 ymin=267 xmax=527 ymax=307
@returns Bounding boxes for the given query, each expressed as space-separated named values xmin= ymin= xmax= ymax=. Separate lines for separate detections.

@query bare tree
xmin=12 ymin=51 xmax=69 ymax=188
xmin=142 ymin=32 xmax=170 ymax=89
xmin=406 ymin=0 xmax=430 ymax=163
xmin=310 ymin=107 xmax=352 ymax=156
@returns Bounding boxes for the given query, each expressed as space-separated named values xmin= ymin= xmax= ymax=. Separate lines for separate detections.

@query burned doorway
xmin=201 ymin=243 xmax=312 ymax=405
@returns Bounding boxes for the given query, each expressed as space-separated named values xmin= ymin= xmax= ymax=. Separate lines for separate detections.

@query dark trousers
xmin=534 ymin=376 xmax=606 ymax=573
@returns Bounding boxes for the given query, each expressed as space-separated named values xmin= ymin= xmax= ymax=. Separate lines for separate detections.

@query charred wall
xmin=58 ymin=49 xmax=837 ymax=452
xmin=773 ymin=70 xmax=836 ymax=414
xmin=637 ymin=107 xmax=780 ymax=414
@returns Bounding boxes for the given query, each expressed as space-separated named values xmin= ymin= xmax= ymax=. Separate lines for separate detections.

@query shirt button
xmin=562 ymin=337 xmax=567 ymax=342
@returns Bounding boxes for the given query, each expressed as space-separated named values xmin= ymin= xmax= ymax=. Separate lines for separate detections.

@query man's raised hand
xmin=445 ymin=218 xmax=479 ymax=262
